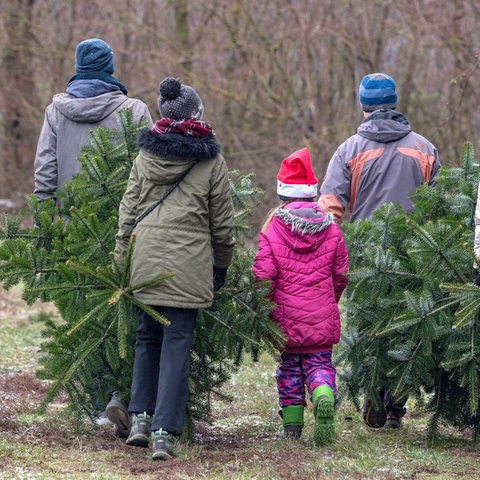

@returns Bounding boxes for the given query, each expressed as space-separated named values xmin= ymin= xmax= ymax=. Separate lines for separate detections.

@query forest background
xmin=1 ymin=0 xmax=480 ymax=229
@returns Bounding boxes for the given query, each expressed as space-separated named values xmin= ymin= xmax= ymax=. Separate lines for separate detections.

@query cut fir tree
xmin=336 ymin=141 xmax=480 ymax=445
xmin=0 ymin=108 xmax=284 ymax=435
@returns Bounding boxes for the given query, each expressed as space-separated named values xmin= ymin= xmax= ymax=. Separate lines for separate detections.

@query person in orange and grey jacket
xmin=319 ymin=72 xmax=440 ymax=223
xmin=318 ymin=72 xmax=441 ymax=430
xmin=33 ymin=38 xmax=152 ymax=206
xmin=114 ymin=77 xmax=235 ymax=460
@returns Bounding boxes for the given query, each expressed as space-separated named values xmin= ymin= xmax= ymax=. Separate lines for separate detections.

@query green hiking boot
xmin=125 ymin=412 xmax=151 ymax=448
xmin=151 ymin=429 xmax=177 ymax=460
xmin=312 ymin=385 xmax=335 ymax=446
xmin=278 ymin=405 xmax=304 ymax=439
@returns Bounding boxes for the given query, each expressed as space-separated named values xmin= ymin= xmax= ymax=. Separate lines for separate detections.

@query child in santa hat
xmin=252 ymin=147 xmax=348 ymax=446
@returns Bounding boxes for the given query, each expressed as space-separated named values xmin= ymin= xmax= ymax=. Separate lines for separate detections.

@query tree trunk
xmin=0 ymin=0 xmax=40 ymax=208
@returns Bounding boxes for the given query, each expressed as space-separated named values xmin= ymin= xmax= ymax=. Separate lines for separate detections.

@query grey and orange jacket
xmin=318 ymin=109 xmax=440 ymax=222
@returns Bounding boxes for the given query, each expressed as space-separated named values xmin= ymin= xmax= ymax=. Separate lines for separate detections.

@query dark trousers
xmin=384 ymin=390 xmax=407 ymax=417
xmin=128 ymin=306 xmax=198 ymax=435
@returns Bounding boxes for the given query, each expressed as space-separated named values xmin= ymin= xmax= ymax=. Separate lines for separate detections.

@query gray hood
xmin=358 ymin=109 xmax=412 ymax=143
xmin=52 ymin=90 xmax=131 ymax=123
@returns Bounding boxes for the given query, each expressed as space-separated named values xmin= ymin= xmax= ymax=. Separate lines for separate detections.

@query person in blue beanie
xmin=319 ymin=72 xmax=440 ymax=223
xmin=319 ymin=72 xmax=441 ymax=430
xmin=33 ymin=38 xmax=153 ymax=438
xmin=33 ymin=38 xmax=153 ymax=207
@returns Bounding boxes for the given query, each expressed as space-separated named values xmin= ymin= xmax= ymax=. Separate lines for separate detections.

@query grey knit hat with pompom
xmin=157 ymin=77 xmax=204 ymax=120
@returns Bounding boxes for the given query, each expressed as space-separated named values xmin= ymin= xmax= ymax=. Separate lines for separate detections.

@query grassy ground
xmin=1 ymin=285 xmax=480 ymax=480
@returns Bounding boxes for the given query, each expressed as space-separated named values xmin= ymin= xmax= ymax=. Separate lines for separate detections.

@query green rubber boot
xmin=312 ymin=385 xmax=335 ymax=446
xmin=280 ymin=405 xmax=304 ymax=439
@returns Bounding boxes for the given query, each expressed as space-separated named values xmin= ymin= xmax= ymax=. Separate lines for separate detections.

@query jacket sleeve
xmin=318 ymin=145 xmax=351 ymax=223
xmin=136 ymin=101 xmax=153 ymax=127
xmin=124 ymin=98 xmax=154 ymax=128
xmin=33 ymin=105 xmax=58 ymax=201
xmin=114 ymin=159 xmax=141 ymax=269
xmin=252 ymin=232 xmax=278 ymax=293
xmin=208 ymin=155 xmax=235 ymax=268
xmin=332 ymin=228 xmax=349 ymax=303
xmin=427 ymin=146 xmax=441 ymax=187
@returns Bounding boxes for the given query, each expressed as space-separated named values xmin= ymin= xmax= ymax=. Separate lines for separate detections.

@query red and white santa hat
xmin=277 ymin=147 xmax=318 ymax=199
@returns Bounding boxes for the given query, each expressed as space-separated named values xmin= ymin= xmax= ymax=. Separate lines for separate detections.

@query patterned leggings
xmin=277 ymin=351 xmax=336 ymax=408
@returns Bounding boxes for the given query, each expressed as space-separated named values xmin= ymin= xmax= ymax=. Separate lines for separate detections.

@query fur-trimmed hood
xmin=134 ymin=127 xmax=221 ymax=185
xmin=137 ymin=127 xmax=220 ymax=161
xmin=272 ymin=201 xmax=334 ymax=253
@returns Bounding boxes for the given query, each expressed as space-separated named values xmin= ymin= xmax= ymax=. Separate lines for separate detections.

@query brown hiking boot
xmin=385 ymin=413 xmax=402 ymax=429
xmin=362 ymin=396 xmax=387 ymax=429
xmin=105 ymin=391 xmax=130 ymax=438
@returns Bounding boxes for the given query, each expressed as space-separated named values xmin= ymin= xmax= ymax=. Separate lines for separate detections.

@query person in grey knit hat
xmin=116 ymin=75 xmax=234 ymax=460
xmin=157 ymin=77 xmax=204 ymax=120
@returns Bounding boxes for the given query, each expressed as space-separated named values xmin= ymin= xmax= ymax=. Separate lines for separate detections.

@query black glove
xmin=474 ymin=269 xmax=480 ymax=286
xmin=213 ymin=266 xmax=228 ymax=291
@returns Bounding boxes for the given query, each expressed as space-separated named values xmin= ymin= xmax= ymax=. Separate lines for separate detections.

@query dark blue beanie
xmin=359 ymin=73 xmax=397 ymax=112
xmin=75 ymin=38 xmax=114 ymax=74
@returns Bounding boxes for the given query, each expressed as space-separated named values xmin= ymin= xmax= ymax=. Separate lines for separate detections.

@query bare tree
xmin=0 ymin=0 xmax=40 ymax=206
xmin=1 ymin=0 xmax=479 ymax=225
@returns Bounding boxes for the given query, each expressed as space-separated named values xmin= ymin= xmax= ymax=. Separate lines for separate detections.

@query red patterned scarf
xmin=151 ymin=118 xmax=216 ymax=138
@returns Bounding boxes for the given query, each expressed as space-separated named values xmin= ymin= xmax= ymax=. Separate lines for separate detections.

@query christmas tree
xmin=0 ymin=109 xmax=284 ymax=433
xmin=337 ymin=141 xmax=480 ymax=444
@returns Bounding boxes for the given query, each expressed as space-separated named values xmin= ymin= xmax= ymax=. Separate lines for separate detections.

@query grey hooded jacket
xmin=319 ymin=109 xmax=440 ymax=222
xmin=34 ymin=89 xmax=152 ymax=202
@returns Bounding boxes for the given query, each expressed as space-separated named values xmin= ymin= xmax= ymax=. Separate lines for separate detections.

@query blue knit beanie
xmin=359 ymin=73 xmax=397 ymax=112
xmin=75 ymin=38 xmax=114 ymax=74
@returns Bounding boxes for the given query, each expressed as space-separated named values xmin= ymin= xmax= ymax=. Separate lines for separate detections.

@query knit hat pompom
xmin=277 ymin=147 xmax=318 ymax=199
xmin=359 ymin=72 xmax=397 ymax=112
xmin=75 ymin=38 xmax=114 ymax=74
xmin=159 ymin=77 xmax=182 ymax=100
xmin=157 ymin=77 xmax=204 ymax=121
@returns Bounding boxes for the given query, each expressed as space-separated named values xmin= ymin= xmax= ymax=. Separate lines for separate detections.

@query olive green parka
xmin=114 ymin=127 xmax=235 ymax=308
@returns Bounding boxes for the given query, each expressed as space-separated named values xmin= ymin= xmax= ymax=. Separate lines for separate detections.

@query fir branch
xmin=440 ymin=282 xmax=480 ymax=330
xmin=38 ymin=336 xmax=105 ymax=413
xmin=407 ymin=219 xmax=468 ymax=283
xmin=68 ymin=207 xmax=113 ymax=260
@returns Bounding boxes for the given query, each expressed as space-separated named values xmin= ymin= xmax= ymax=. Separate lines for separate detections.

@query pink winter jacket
xmin=252 ymin=201 xmax=348 ymax=354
